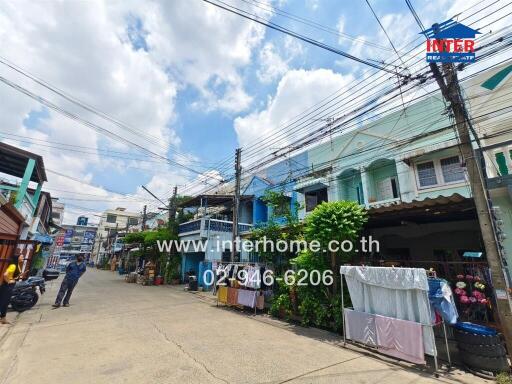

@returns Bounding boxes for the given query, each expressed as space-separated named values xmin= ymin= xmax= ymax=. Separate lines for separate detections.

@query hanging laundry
xmin=256 ymin=292 xmax=265 ymax=310
xmin=428 ymin=278 xmax=458 ymax=325
xmin=344 ymin=309 xmax=377 ymax=346
xmin=227 ymin=287 xmax=239 ymax=305
xmin=340 ymin=266 xmax=436 ymax=356
xmin=375 ymin=314 xmax=426 ymax=364
xmin=217 ymin=286 xmax=228 ymax=304
xmin=237 ymin=289 xmax=257 ymax=308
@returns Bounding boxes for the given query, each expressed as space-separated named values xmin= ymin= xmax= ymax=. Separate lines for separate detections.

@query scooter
xmin=10 ymin=277 xmax=45 ymax=312
xmin=9 ymin=268 xmax=59 ymax=312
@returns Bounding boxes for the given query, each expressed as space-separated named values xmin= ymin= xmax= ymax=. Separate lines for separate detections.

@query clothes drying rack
xmin=339 ymin=269 xmax=451 ymax=377
xmin=213 ymin=261 xmax=272 ymax=314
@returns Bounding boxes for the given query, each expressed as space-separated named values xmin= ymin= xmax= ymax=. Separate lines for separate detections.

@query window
xmin=305 ymin=188 xmax=328 ymax=212
xmin=415 ymin=155 xmax=466 ymax=189
xmin=356 ymin=184 xmax=364 ymax=205
xmin=51 ymin=212 xmax=61 ymax=220
xmin=128 ymin=217 xmax=139 ymax=226
xmin=417 ymin=161 xmax=437 ymax=187
xmin=440 ymin=156 xmax=465 ymax=183
xmin=106 ymin=214 xmax=117 ymax=223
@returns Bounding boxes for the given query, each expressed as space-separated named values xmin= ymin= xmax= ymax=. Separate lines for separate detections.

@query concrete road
xmin=0 ymin=270 xmax=489 ymax=384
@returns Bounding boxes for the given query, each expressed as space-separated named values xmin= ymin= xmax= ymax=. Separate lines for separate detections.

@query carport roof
xmin=367 ymin=194 xmax=476 ymax=227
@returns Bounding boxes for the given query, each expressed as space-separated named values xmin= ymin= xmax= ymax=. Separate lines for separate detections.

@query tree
xmin=305 ymin=201 xmax=367 ymax=293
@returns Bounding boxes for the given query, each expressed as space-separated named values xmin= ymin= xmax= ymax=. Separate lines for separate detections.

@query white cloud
xmin=235 ymin=68 xmax=353 ymax=156
xmin=306 ymin=0 xmax=320 ymax=11
xmin=257 ymin=43 xmax=290 ymax=83
xmin=0 ymin=0 xmax=271 ymax=223
xmin=135 ymin=0 xmax=268 ymax=113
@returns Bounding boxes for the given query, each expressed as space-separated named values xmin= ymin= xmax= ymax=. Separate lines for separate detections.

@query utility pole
xmin=231 ymin=148 xmax=242 ymax=262
xmin=142 ymin=205 xmax=147 ymax=231
xmin=430 ymin=61 xmax=512 ymax=352
xmin=168 ymin=186 xmax=178 ymax=230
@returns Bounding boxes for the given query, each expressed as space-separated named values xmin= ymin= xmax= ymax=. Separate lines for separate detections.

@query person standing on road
xmin=52 ymin=255 xmax=86 ymax=308
xmin=0 ymin=255 xmax=19 ymax=324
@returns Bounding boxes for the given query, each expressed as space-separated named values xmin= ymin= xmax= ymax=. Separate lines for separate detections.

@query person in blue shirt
xmin=52 ymin=255 xmax=86 ymax=308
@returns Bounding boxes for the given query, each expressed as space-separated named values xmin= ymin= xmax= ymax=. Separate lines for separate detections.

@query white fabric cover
xmin=340 ymin=266 xmax=436 ymax=356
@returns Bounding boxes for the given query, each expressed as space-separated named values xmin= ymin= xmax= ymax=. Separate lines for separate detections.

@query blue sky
xmin=0 ymin=0 xmax=489 ymax=223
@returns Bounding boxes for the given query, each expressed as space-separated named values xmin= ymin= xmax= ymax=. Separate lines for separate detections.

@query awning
xmin=0 ymin=142 xmax=47 ymax=183
xmin=32 ymin=233 xmax=54 ymax=245
xmin=367 ymin=193 xmax=476 ymax=227
xmin=178 ymin=194 xmax=254 ymax=208
xmin=293 ymin=177 xmax=329 ymax=192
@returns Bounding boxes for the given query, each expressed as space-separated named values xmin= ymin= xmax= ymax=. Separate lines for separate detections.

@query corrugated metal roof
xmin=369 ymin=193 xmax=469 ymax=215
xmin=293 ymin=177 xmax=329 ymax=191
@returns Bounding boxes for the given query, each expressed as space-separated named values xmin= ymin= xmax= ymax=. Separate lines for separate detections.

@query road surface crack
xmin=152 ymin=323 xmax=229 ymax=384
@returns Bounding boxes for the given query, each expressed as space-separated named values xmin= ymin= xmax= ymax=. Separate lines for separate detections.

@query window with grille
xmin=417 ymin=161 xmax=437 ymax=187
xmin=106 ymin=214 xmax=117 ymax=223
xmin=440 ymin=156 xmax=465 ymax=183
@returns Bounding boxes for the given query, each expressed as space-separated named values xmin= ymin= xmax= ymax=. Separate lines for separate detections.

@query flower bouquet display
xmin=453 ymin=274 xmax=490 ymax=322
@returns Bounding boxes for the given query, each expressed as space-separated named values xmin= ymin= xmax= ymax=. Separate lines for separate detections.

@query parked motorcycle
xmin=9 ymin=268 xmax=59 ymax=312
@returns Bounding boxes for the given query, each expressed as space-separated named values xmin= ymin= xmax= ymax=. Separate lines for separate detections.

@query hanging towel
xmin=344 ymin=309 xmax=377 ymax=346
xmin=227 ymin=287 xmax=239 ymax=305
xmin=256 ymin=292 xmax=265 ymax=310
xmin=217 ymin=286 xmax=228 ymax=304
xmin=237 ymin=289 xmax=257 ymax=308
xmin=375 ymin=314 xmax=425 ymax=364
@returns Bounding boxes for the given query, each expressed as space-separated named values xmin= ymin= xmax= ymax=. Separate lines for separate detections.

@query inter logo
xmin=422 ymin=20 xmax=481 ymax=63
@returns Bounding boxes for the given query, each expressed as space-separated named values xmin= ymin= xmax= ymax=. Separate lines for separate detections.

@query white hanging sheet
xmin=340 ymin=266 xmax=436 ymax=356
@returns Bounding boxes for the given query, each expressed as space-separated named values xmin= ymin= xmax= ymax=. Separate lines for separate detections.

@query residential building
xmin=92 ymin=207 xmax=140 ymax=264
xmin=0 ymin=142 xmax=48 ymax=239
xmin=58 ymin=219 xmax=97 ymax=264
xmin=51 ymin=198 xmax=65 ymax=227
xmin=177 ymin=61 xmax=512 ymax=284
xmin=0 ymin=142 xmax=54 ymax=275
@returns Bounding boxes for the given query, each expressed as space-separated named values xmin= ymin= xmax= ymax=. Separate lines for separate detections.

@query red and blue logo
xmin=422 ymin=20 xmax=481 ymax=63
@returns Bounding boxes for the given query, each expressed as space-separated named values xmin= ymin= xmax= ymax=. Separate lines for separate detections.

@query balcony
xmin=0 ymin=142 xmax=47 ymax=227
xmin=482 ymin=144 xmax=512 ymax=190
xmin=0 ymin=185 xmax=36 ymax=222
xmin=178 ymin=218 xmax=252 ymax=236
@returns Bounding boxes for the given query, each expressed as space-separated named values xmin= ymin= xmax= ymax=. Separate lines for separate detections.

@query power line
xmin=364 ymin=0 xmax=404 ymax=65
xmin=241 ymin=0 xmax=393 ymax=52
xmin=200 ymin=0 xmax=409 ymax=76
xmin=0 ymin=74 xmax=224 ymax=182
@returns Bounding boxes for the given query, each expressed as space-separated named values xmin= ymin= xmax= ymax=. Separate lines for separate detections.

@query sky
xmin=0 ymin=0 xmax=508 ymax=224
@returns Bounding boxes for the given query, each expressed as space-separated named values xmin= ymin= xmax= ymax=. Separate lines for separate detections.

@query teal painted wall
xmin=366 ymin=160 xmax=398 ymax=201
xmin=339 ymin=169 xmax=363 ymax=203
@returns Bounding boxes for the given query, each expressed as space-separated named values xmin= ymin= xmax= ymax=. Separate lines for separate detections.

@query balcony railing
xmin=178 ymin=218 xmax=252 ymax=235
xmin=178 ymin=219 xmax=202 ymax=234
